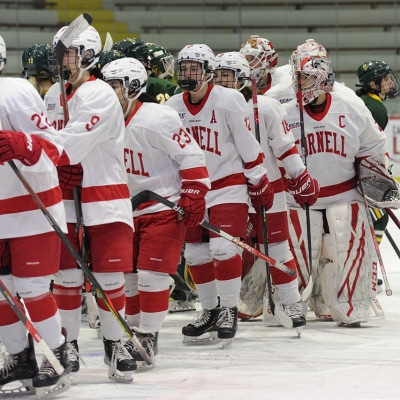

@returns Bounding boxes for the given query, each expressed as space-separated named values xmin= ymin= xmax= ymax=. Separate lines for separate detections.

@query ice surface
xmin=4 ymin=211 xmax=400 ymax=400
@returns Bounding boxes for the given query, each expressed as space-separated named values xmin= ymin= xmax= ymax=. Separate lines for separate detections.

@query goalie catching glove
xmin=0 ymin=130 xmax=42 ymax=166
xmin=284 ymin=169 xmax=320 ymax=207
xmin=248 ymin=174 xmax=274 ymax=212
xmin=178 ymin=181 xmax=209 ymax=227
xmin=57 ymin=164 xmax=83 ymax=189
xmin=356 ymin=155 xmax=400 ymax=209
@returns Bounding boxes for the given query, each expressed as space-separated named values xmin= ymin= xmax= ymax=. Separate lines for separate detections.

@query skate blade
xmin=219 ymin=337 xmax=235 ymax=348
xmin=135 ymin=360 xmax=155 ymax=372
xmin=296 ymin=327 xmax=303 ymax=338
xmin=34 ymin=375 xmax=71 ymax=399
xmin=0 ymin=379 xmax=34 ymax=397
xmin=182 ymin=332 xmax=218 ymax=346
xmin=108 ymin=366 xmax=134 ymax=383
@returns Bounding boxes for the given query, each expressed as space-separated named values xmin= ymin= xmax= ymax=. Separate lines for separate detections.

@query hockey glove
xmin=248 ymin=174 xmax=274 ymax=212
xmin=284 ymin=169 xmax=320 ymax=207
xmin=0 ymin=130 xmax=42 ymax=166
xmin=177 ymin=181 xmax=208 ymax=228
xmin=57 ymin=164 xmax=83 ymax=190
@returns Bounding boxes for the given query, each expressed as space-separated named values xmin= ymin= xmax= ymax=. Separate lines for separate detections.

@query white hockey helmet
xmin=69 ymin=26 xmax=102 ymax=70
xmin=290 ymin=39 xmax=335 ymax=105
xmin=102 ymin=57 xmax=148 ymax=101
xmin=176 ymin=44 xmax=216 ymax=90
xmin=0 ymin=35 xmax=7 ymax=74
xmin=239 ymin=35 xmax=278 ymax=82
xmin=215 ymin=51 xmax=250 ymax=91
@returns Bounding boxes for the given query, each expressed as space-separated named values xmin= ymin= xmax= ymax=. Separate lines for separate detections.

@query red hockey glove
xmin=0 ymin=130 xmax=42 ymax=166
xmin=248 ymin=174 xmax=274 ymax=212
xmin=57 ymin=164 xmax=83 ymax=190
xmin=284 ymin=169 xmax=320 ymax=207
xmin=177 ymin=181 xmax=208 ymax=228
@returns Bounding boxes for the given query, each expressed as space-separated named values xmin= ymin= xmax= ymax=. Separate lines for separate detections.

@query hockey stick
xmin=386 ymin=207 xmax=400 ymax=230
xmin=54 ymin=13 xmax=92 ymax=124
xmin=131 ymin=190 xmax=295 ymax=277
xmin=359 ymin=186 xmax=392 ymax=295
xmin=250 ymin=75 xmax=275 ymax=315
xmin=295 ymin=65 xmax=314 ymax=302
xmin=0 ymin=279 xmax=65 ymax=377
xmin=7 ymin=161 xmax=152 ymax=366
xmin=103 ymin=32 xmax=113 ymax=51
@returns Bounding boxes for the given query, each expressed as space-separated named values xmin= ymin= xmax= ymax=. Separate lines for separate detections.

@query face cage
xmin=152 ymin=54 xmax=175 ymax=79
xmin=382 ymin=71 xmax=400 ymax=99
xmin=215 ymin=67 xmax=249 ymax=91
xmin=175 ymin=60 xmax=213 ymax=91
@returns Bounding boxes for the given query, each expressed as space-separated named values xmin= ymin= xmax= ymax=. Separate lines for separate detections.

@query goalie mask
xmin=0 ymin=35 xmax=6 ymax=74
xmin=175 ymin=44 xmax=216 ymax=91
xmin=214 ymin=51 xmax=250 ymax=92
xmin=356 ymin=60 xmax=400 ymax=100
xmin=22 ymin=43 xmax=57 ymax=81
xmin=146 ymin=42 xmax=175 ymax=79
xmin=102 ymin=57 xmax=147 ymax=110
xmin=239 ymin=35 xmax=278 ymax=85
xmin=291 ymin=39 xmax=335 ymax=105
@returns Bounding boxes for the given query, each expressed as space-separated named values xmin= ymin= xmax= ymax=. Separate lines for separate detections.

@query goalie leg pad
xmin=321 ymin=203 xmax=383 ymax=325
xmin=287 ymin=207 xmax=323 ymax=297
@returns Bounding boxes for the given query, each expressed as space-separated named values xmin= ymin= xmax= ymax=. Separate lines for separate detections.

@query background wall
xmin=2 ymin=0 xmax=400 ymax=116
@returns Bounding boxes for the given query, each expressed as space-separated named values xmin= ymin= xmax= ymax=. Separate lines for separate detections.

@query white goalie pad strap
xmin=287 ymin=208 xmax=323 ymax=294
xmin=320 ymin=202 xmax=383 ymax=324
xmin=309 ymin=257 xmax=332 ymax=319
xmin=357 ymin=155 xmax=400 ymax=209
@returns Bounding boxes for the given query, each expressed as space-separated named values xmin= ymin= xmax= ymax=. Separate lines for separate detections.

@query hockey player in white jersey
xmin=214 ymin=52 xmax=319 ymax=330
xmin=0 ymin=77 xmax=72 ymax=395
xmin=166 ymin=44 xmax=274 ymax=345
xmin=284 ymin=39 xmax=390 ymax=326
xmin=102 ymin=57 xmax=210 ymax=367
xmin=45 ymin=25 xmax=136 ymax=381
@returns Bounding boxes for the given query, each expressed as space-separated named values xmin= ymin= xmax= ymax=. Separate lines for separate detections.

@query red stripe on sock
xmin=24 ymin=292 xmax=58 ymax=322
xmin=214 ymin=255 xmax=242 ymax=281
xmin=97 ymin=286 xmax=125 ymax=311
xmin=189 ymin=261 xmax=215 ymax=285
xmin=52 ymin=283 xmax=83 ymax=310
xmin=139 ymin=289 xmax=169 ymax=313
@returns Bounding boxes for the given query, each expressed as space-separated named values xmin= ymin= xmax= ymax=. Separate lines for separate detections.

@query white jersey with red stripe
xmin=44 ymin=76 xmax=133 ymax=228
xmin=0 ymin=77 xmax=66 ymax=238
xmin=125 ymin=101 xmax=210 ymax=216
xmin=283 ymin=91 xmax=388 ymax=208
xmin=166 ymin=84 xmax=267 ymax=208
xmin=248 ymin=95 xmax=306 ymax=215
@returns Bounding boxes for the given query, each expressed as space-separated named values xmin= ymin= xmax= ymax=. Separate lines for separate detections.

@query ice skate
xmin=275 ymin=302 xmax=306 ymax=337
xmin=169 ymin=290 xmax=197 ymax=313
xmin=182 ymin=307 xmax=220 ymax=345
xmin=66 ymin=340 xmax=82 ymax=373
xmin=124 ymin=330 xmax=158 ymax=371
xmin=0 ymin=334 xmax=38 ymax=396
xmin=217 ymin=306 xmax=238 ymax=347
xmin=103 ymin=338 xmax=136 ymax=382
xmin=32 ymin=341 xmax=72 ymax=398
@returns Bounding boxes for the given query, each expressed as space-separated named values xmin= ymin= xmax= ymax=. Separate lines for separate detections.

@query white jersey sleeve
xmin=0 ymin=77 xmax=66 ymax=238
xmin=125 ymin=102 xmax=210 ymax=215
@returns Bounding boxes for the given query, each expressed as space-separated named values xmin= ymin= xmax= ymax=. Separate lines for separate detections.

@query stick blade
xmin=131 ymin=190 xmax=151 ymax=211
xmin=54 ymin=13 xmax=93 ymax=65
